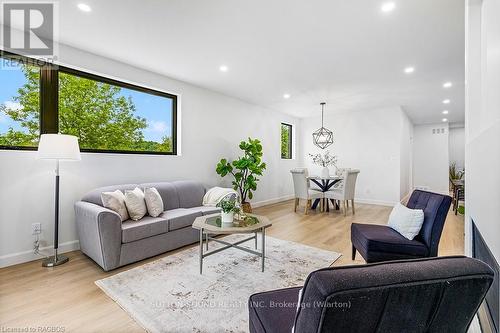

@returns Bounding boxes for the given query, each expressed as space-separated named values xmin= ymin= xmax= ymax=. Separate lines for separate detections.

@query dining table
xmin=307 ymin=175 xmax=342 ymax=212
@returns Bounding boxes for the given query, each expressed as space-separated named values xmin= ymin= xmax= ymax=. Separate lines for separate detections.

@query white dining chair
xmin=332 ymin=167 xmax=350 ymax=190
xmin=290 ymin=168 xmax=324 ymax=214
xmin=324 ymin=169 xmax=360 ymax=216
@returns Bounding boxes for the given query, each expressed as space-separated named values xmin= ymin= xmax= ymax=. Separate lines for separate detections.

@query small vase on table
xmin=321 ymin=166 xmax=330 ymax=178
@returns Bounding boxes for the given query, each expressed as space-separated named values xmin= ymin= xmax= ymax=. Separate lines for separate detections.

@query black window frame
xmin=0 ymin=50 xmax=178 ymax=155
xmin=281 ymin=122 xmax=293 ymax=159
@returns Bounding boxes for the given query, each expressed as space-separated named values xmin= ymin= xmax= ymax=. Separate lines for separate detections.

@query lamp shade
xmin=37 ymin=134 xmax=81 ymax=160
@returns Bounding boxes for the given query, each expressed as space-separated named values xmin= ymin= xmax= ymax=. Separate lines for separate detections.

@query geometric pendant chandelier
xmin=312 ymin=102 xmax=334 ymax=149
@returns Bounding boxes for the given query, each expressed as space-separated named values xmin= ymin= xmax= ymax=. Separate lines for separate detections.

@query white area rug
xmin=96 ymin=235 xmax=341 ymax=333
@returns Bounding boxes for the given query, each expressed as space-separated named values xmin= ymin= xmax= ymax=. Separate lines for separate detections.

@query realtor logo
xmin=1 ymin=2 xmax=57 ymax=56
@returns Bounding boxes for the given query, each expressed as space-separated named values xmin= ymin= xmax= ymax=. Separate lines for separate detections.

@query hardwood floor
xmin=0 ymin=200 xmax=464 ymax=332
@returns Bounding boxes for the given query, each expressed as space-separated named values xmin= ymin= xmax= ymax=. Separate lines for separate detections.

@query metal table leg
xmin=261 ymin=227 xmax=266 ymax=272
xmin=199 ymin=228 xmax=203 ymax=274
xmin=255 ymin=232 xmax=258 ymax=249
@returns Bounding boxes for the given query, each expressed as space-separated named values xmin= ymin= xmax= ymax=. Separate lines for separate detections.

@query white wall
xmin=465 ymin=0 xmax=500 ymax=261
xmin=400 ymin=111 xmax=414 ymax=200
xmin=0 ymin=44 xmax=301 ymax=267
xmin=300 ymin=106 xmax=411 ymax=206
xmin=449 ymin=126 xmax=465 ymax=170
xmin=412 ymin=123 xmax=450 ymax=194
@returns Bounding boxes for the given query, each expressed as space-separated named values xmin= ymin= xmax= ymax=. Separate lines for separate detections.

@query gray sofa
xmin=74 ymin=180 xmax=220 ymax=271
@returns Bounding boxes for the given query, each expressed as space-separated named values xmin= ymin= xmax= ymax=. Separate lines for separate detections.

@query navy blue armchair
xmin=351 ymin=190 xmax=452 ymax=263
xmin=248 ymin=257 xmax=493 ymax=333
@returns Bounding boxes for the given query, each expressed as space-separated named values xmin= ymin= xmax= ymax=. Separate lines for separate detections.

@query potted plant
xmin=216 ymin=138 xmax=266 ymax=213
xmin=216 ymin=197 xmax=240 ymax=225
xmin=449 ymin=162 xmax=464 ymax=190
xmin=309 ymin=151 xmax=338 ymax=178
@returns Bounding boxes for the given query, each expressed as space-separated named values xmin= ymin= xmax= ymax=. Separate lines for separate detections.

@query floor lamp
xmin=37 ymin=134 xmax=81 ymax=267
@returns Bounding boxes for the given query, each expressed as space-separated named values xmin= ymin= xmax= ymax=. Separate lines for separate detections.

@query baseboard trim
xmin=354 ymin=198 xmax=397 ymax=207
xmin=253 ymin=195 xmax=397 ymax=208
xmin=0 ymin=240 xmax=80 ymax=268
xmin=400 ymin=191 xmax=413 ymax=204
xmin=252 ymin=195 xmax=295 ymax=208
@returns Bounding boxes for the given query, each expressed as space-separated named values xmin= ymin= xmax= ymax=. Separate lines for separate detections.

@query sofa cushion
xmin=351 ymin=223 xmax=429 ymax=260
xmin=162 ymin=208 xmax=202 ymax=231
xmin=173 ymin=180 xmax=205 ymax=208
xmin=197 ymin=206 xmax=222 ymax=216
xmin=121 ymin=216 xmax=169 ymax=243
xmin=140 ymin=182 xmax=180 ymax=210
xmin=82 ymin=184 xmax=139 ymax=206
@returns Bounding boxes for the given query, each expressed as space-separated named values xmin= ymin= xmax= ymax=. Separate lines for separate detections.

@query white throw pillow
xmin=101 ymin=190 xmax=129 ymax=221
xmin=124 ymin=187 xmax=147 ymax=221
xmin=387 ymin=202 xmax=425 ymax=240
xmin=144 ymin=187 xmax=164 ymax=217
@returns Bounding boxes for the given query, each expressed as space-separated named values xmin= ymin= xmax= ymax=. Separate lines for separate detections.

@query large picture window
xmin=0 ymin=52 xmax=177 ymax=154
xmin=58 ymin=70 xmax=176 ymax=153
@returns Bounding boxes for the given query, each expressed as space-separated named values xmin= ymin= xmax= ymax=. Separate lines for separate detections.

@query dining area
xmin=290 ymin=168 xmax=360 ymax=216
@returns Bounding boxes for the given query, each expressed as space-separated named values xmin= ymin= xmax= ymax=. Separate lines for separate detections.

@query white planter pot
xmin=221 ymin=211 xmax=234 ymax=224
xmin=321 ymin=166 xmax=330 ymax=178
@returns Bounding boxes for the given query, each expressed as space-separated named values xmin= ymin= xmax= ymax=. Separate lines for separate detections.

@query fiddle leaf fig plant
xmin=216 ymin=138 xmax=266 ymax=203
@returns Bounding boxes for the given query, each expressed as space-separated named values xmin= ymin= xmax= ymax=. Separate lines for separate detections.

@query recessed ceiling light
xmin=443 ymin=82 xmax=453 ymax=88
xmin=442 ymin=110 xmax=449 ymax=115
xmin=77 ymin=3 xmax=91 ymax=12
xmin=442 ymin=118 xmax=448 ymax=122
xmin=219 ymin=65 xmax=228 ymax=72
xmin=283 ymin=93 xmax=291 ymax=99
xmin=381 ymin=2 xmax=396 ymax=12
xmin=442 ymin=99 xmax=451 ymax=104
xmin=404 ymin=66 xmax=415 ymax=74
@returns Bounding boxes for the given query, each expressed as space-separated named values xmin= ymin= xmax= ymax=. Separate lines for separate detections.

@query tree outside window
xmin=281 ymin=123 xmax=292 ymax=159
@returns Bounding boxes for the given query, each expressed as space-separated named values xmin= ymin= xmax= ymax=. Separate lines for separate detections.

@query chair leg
xmin=294 ymin=198 xmax=298 ymax=212
xmin=352 ymin=244 xmax=356 ymax=260
xmin=320 ymin=198 xmax=323 ymax=212
xmin=351 ymin=199 xmax=355 ymax=215
xmin=346 ymin=200 xmax=349 ymax=208
xmin=343 ymin=200 xmax=347 ymax=216
xmin=305 ymin=199 xmax=310 ymax=215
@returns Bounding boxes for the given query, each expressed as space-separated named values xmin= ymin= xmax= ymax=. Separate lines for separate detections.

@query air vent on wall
xmin=432 ymin=128 xmax=447 ymax=134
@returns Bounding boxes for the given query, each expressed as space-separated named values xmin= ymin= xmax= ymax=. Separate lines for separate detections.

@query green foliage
xmin=216 ymin=138 xmax=266 ymax=203
xmin=0 ymin=65 xmax=40 ymax=146
xmin=0 ymin=66 xmax=172 ymax=152
xmin=281 ymin=124 xmax=291 ymax=159
xmin=216 ymin=197 xmax=240 ymax=214
xmin=449 ymin=162 xmax=464 ymax=180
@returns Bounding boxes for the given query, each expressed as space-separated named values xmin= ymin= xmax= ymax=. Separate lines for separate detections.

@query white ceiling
xmin=6 ymin=0 xmax=466 ymax=124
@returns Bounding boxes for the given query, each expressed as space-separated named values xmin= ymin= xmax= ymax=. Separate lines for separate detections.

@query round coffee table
xmin=192 ymin=213 xmax=272 ymax=274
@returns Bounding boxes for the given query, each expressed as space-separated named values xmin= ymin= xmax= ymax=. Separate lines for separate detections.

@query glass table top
xmin=205 ymin=215 xmax=260 ymax=228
